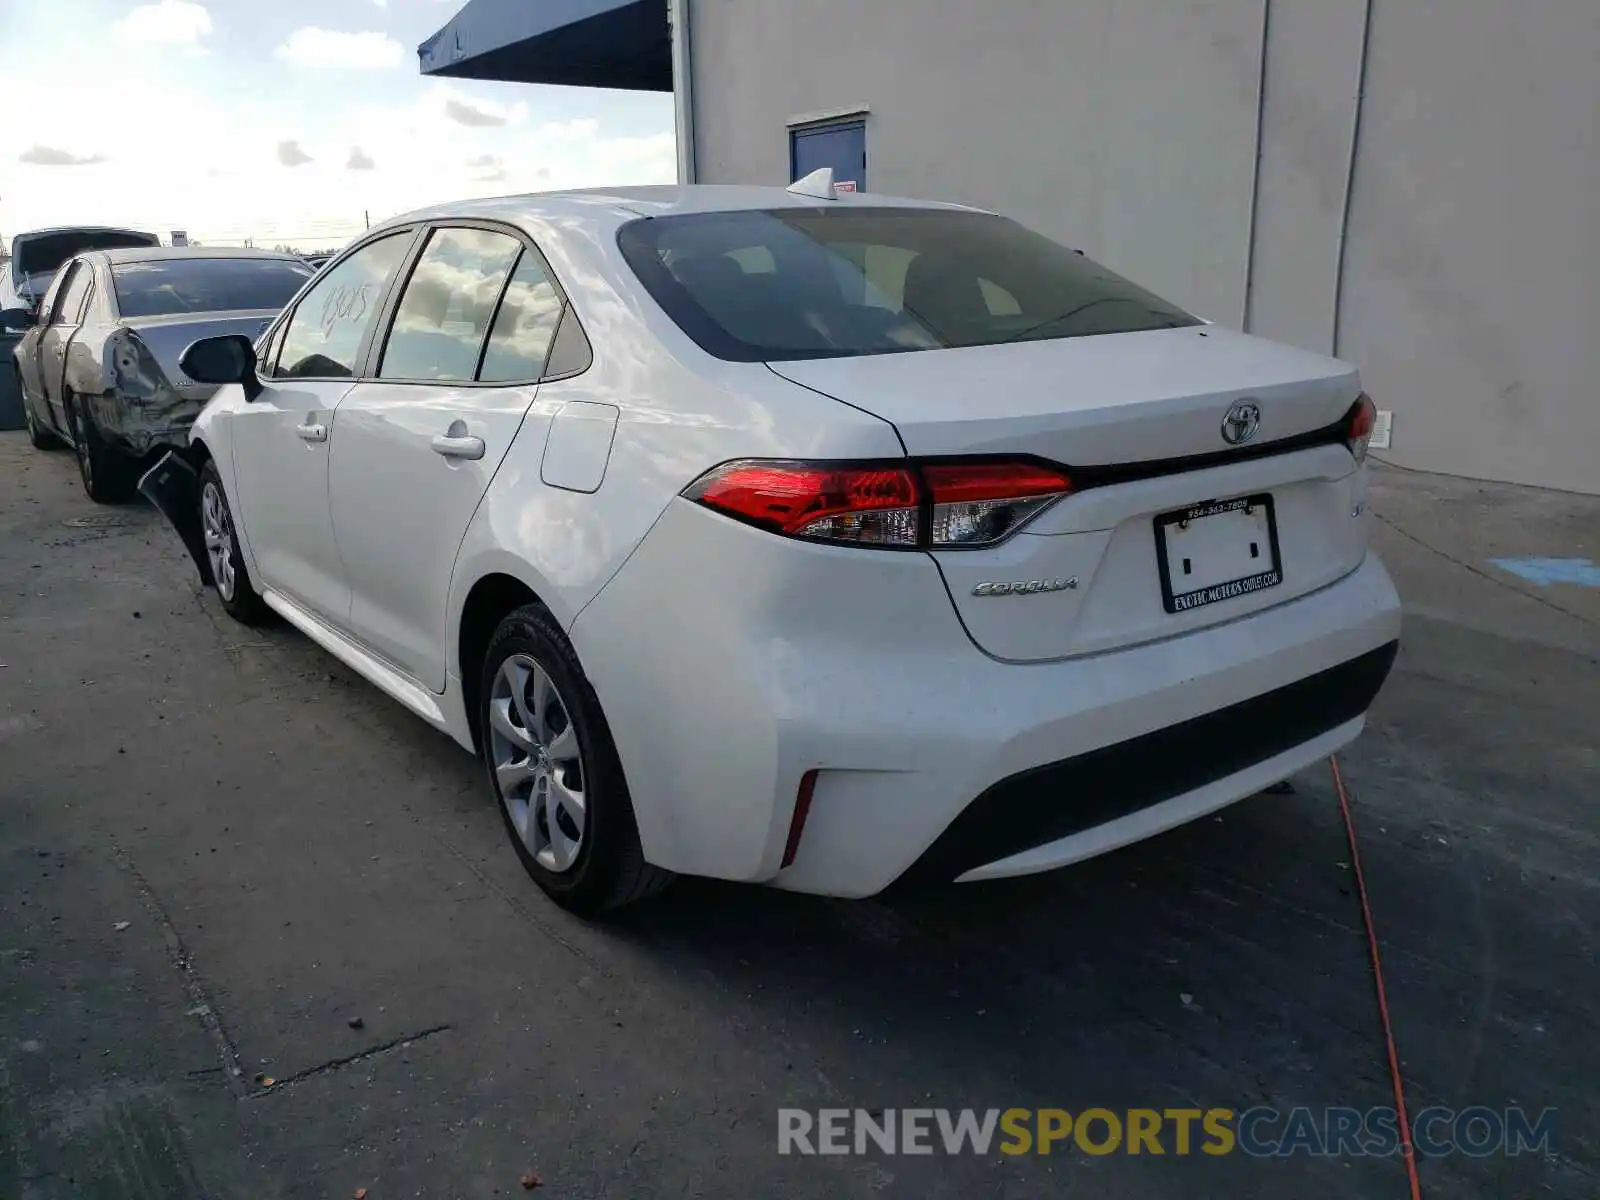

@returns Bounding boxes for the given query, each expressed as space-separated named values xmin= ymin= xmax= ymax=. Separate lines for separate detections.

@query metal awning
xmin=418 ymin=0 xmax=671 ymax=92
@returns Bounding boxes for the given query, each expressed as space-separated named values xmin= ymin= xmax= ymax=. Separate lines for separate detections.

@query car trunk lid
xmin=118 ymin=310 xmax=278 ymax=401
xmin=768 ymin=325 xmax=1359 ymax=464
xmin=13 ymin=228 xmax=159 ymax=307
xmin=769 ymin=325 xmax=1371 ymax=661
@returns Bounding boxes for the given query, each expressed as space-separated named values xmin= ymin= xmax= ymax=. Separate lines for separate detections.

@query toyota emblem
xmin=1221 ymin=400 xmax=1262 ymax=446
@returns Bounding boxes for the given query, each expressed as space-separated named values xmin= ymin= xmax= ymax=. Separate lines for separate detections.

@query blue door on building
xmin=790 ymin=120 xmax=866 ymax=192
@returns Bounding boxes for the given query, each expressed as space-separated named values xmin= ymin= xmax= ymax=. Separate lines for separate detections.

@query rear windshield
xmin=111 ymin=258 xmax=313 ymax=319
xmin=16 ymin=230 xmax=157 ymax=278
xmin=616 ymin=207 xmax=1199 ymax=362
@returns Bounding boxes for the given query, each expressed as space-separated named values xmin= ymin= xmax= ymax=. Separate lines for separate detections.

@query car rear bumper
xmin=898 ymin=640 xmax=1395 ymax=886
xmin=778 ymin=559 xmax=1398 ymax=897
xmin=573 ymin=500 xmax=1403 ymax=897
xmin=89 ymin=391 xmax=200 ymax=457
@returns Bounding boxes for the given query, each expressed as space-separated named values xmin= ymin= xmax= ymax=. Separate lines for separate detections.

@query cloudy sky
xmin=0 ymin=0 xmax=676 ymax=250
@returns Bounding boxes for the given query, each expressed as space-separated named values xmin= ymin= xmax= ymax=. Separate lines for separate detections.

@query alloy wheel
xmin=200 ymin=479 xmax=237 ymax=602
xmin=488 ymin=654 xmax=587 ymax=873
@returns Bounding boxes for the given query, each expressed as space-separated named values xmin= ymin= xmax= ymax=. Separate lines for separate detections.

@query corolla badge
xmin=972 ymin=577 xmax=1078 ymax=597
xmin=1221 ymin=400 xmax=1262 ymax=446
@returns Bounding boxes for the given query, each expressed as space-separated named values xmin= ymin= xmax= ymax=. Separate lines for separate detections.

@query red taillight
xmin=1345 ymin=393 xmax=1377 ymax=463
xmin=683 ymin=461 xmax=921 ymax=545
xmin=684 ymin=458 xmax=1072 ymax=549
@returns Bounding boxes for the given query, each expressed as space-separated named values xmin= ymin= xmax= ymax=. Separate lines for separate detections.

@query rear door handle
xmin=431 ymin=433 xmax=486 ymax=461
xmin=295 ymin=422 xmax=327 ymax=443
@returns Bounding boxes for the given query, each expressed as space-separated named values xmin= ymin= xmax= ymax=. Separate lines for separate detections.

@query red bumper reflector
xmin=781 ymin=770 xmax=819 ymax=869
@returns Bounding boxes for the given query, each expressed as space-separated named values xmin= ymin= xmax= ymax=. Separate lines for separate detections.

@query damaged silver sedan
xmin=9 ymin=247 xmax=313 ymax=502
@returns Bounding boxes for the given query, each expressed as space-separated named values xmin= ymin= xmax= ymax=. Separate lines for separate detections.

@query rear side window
xmin=111 ymin=258 xmax=312 ymax=319
xmin=378 ymin=227 xmax=523 ymax=383
xmin=617 ymin=208 xmax=1198 ymax=362
xmin=52 ymin=264 xmax=93 ymax=325
xmin=477 ymin=251 xmax=564 ymax=383
xmin=278 ymin=233 xmax=413 ymax=379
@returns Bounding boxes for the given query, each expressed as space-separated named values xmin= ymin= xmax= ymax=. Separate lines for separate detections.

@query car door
xmin=227 ymin=229 xmax=417 ymax=625
xmin=38 ymin=261 xmax=93 ymax=433
xmin=327 ymin=224 xmax=568 ymax=691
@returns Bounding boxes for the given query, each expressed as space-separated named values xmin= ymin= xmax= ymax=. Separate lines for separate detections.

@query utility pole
xmin=364 ymin=210 xmax=370 ymax=230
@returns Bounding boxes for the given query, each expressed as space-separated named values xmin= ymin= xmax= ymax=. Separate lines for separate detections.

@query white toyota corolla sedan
xmin=144 ymin=175 xmax=1401 ymax=915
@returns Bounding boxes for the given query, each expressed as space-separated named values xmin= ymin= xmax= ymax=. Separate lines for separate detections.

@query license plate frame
xmin=1153 ymin=493 xmax=1283 ymax=615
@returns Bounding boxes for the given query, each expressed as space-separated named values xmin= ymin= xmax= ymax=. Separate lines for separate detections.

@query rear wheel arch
xmin=481 ymin=600 xmax=671 ymax=913
xmin=458 ymin=572 xmax=550 ymax=751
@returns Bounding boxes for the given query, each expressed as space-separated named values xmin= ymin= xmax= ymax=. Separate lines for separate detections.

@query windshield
xmin=111 ymin=258 xmax=313 ymax=319
xmin=15 ymin=230 xmax=157 ymax=280
xmin=617 ymin=208 xmax=1199 ymax=362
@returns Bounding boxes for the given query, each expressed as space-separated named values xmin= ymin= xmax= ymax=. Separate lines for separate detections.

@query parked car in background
xmin=10 ymin=246 xmax=313 ymax=501
xmin=144 ymin=180 xmax=1401 ymax=916
xmin=2 ymin=226 xmax=160 ymax=319
xmin=300 ymin=251 xmax=335 ymax=272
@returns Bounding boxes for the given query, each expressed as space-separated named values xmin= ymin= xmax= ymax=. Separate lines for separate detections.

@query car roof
xmin=386 ymin=184 xmax=988 ymax=232
xmin=89 ymin=246 xmax=307 ymax=266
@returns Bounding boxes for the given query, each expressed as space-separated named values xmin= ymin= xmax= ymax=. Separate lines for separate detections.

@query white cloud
xmin=113 ymin=1 xmax=212 ymax=51
xmin=277 ymin=140 xmax=314 ymax=167
xmin=274 ymin=27 xmax=405 ymax=71
xmin=435 ymin=88 xmax=528 ymax=129
xmin=20 ymin=145 xmax=107 ymax=167
xmin=445 ymin=99 xmax=504 ymax=127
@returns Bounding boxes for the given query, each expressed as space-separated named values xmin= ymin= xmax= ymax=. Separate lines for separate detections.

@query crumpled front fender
xmin=138 ymin=449 xmax=214 ymax=587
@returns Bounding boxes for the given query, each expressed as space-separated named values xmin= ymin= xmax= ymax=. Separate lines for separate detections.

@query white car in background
xmin=145 ymin=176 xmax=1401 ymax=915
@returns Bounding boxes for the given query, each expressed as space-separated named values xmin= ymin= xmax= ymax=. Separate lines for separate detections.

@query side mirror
xmin=0 ymin=307 xmax=36 ymax=332
xmin=179 ymin=334 xmax=261 ymax=400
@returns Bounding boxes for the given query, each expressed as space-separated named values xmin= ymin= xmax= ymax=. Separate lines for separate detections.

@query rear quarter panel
xmin=444 ymin=207 xmax=904 ymax=680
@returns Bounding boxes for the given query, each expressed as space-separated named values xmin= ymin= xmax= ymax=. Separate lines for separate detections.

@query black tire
xmin=68 ymin=393 xmax=136 ymax=503
xmin=20 ymin=372 xmax=59 ymax=450
xmin=198 ymin=458 xmax=271 ymax=626
xmin=480 ymin=604 xmax=672 ymax=915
